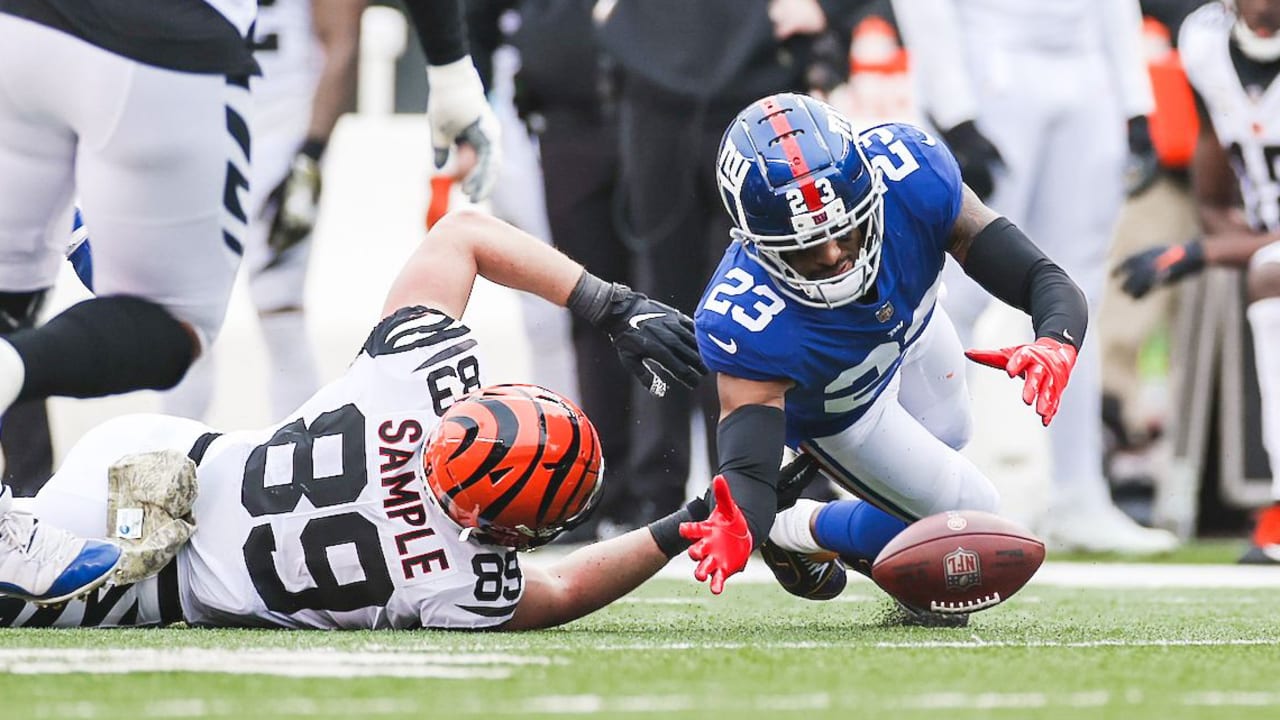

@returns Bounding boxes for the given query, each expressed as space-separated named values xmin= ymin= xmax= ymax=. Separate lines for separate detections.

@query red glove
xmin=965 ymin=337 xmax=1078 ymax=427
xmin=679 ymin=475 xmax=753 ymax=595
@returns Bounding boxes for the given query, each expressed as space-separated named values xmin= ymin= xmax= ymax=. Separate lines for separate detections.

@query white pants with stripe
xmin=0 ymin=14 xmax=246 ymax=346
xmin=801 ymin=308 xmax=1000 ymax=520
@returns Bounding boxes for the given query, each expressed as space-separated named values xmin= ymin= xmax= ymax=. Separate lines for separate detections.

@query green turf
xmin=4 ymin=579 xmax=1280 ymax=720
xmin=1052 ymin=538 xmax=1245 ymax=564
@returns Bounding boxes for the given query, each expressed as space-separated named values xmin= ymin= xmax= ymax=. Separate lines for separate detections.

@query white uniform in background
xmin=1180 ymin=3 xmax=1280 ymax=503
xmin=164 ymin=0 xmax=326 ymax=421
xmin=0 ymin=0 xmax=258 ymax=347
xmin=1 ymin=307 xmax=523 ymax=630
xmin=891 ymin=0 xmax=1177 ymax=553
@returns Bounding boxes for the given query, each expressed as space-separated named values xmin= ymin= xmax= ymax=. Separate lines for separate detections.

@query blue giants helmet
xmin=716 ymin=93 xmax=886 ymax=307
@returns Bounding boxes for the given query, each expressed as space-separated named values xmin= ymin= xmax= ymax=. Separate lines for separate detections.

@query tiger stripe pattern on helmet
xmin=424 ymin=384 xmax=603 ymax=548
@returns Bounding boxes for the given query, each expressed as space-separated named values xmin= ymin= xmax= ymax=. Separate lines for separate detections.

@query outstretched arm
xmin=383 ymin=209 xmax=705 ymax=393
xmin=503 ymin=528 xmax=671 ymax=630
xmin=947 ymin=185 xmax=1088 ymax=426
xmin=504 ymin=488 xmax=730 ymax=629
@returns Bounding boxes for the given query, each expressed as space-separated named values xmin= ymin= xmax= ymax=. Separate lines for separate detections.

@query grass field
xmin=4 ymin=555 xmax=1280 ymax=720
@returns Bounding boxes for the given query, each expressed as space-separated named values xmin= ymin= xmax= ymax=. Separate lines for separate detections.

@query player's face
xmin=1239 ymin=0 xmax=1280 ymax=35
xmin=782 ymin=227 xmax=864 ymax=281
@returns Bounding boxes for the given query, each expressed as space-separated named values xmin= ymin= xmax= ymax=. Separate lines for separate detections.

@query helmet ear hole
xmin=717 ymin=93 xmax=887 ymax=308
xmin=424 ymin=384 xmax=604 ymax=549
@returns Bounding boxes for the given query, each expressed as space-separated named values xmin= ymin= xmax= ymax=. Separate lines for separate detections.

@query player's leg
xmin=0 ymin=414 xmax=205 ymax=626
xmin=1024 ymin=51 xmax=1176 ymax=554
xmin=1240 ymin=245 xmax=1280 ymax=563
xmin=75 ymin=66 xmax=249 ymax=379
xmin=895 ymin=307 xmax=974 ymax=450
xmin=243 ymin=112 xmax=321 ymax=420
xmin=1098 ymin=176 xmax=1193 ymax=445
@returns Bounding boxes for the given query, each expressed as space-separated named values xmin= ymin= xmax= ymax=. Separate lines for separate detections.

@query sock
xmin=811 ymin=499 xmax=909 ymax=566
xmin=1247 ymin=298 xmax=1280 ymax=503
xmin=160 ymin=352 xmax=216 ymax=421
xmin=768 ymin=499 xmax=826 ymax=553
xmin=260 ymin=311 xmax=319 ymax=419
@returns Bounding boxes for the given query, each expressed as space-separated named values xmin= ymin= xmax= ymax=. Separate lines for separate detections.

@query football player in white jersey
xmin=891 ymin=0 xmax=1181 ymax=555
xmin=1114 ymin=0 xmax=1280 ymax=563
xmin=0 ymin=0 xmax=499 ymax=485
xmin=0 ymin=208 xmax=715 ymax=629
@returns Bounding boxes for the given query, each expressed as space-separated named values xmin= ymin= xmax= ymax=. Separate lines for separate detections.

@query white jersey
xmin=1181 ymin=3 xmax=1280 ymax=232
xmin=252 ymin=0 xmax=324 ymax=98
xmin=180 ymin=306 xmax=520 ymax=629
xmin=1 ymin=307 xmax=523 ymax=631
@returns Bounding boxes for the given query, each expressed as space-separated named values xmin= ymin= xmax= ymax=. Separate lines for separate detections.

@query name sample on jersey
xmin=377 ymin=417 xmax=451 ymax=582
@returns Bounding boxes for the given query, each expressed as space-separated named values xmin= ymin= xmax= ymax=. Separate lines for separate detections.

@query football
xmin=871 ymin=510 xmax=1045 ymax=614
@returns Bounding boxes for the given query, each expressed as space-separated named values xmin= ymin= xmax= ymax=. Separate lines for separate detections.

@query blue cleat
xmin=0 ymin=485 xmax=121 ymax=605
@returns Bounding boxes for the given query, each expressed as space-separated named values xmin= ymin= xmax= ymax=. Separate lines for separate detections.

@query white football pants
xmin=801 ymin=308 xmax=1000 ymax=520
xmin=0 ymin=14 xmax=246 ymax=348
xmin=939 ymin=46 xmax=1126 ymax=512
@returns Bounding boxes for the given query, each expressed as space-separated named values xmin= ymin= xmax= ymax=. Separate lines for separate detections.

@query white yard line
xmin=529 ymin=554 xmax=1280 ymax=588
xmin=0 ymin=648 xmax=552 ymax=679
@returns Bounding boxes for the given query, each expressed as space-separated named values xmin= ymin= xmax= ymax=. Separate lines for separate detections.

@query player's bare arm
xmin=383 ymin=209 xmax=705 ymax=393
xmin=945 ymin=183 xmax=1088 ymax=426
xmin=1114 ymin=97 xmax=1277 ymax=298
xmin=1192 ymin=113 xmax=1279 ymax=264
xmin=503 ymin=529 xmax=672 ymax=630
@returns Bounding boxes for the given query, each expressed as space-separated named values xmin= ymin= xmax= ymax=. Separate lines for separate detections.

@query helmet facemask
xmin=734 ymin=162 xmax=887 ymax=309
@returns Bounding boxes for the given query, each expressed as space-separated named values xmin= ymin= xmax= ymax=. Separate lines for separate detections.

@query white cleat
xmin=0 ymin=485 xmax=122 ymax=605
xmin=1039 ymin=501 xmax=1179 ymax=556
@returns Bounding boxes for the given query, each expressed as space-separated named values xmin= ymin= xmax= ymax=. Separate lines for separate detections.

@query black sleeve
xmin=401 ymin=0 xmax=470 ymax=66
xmin=712 ymin=405 xmax=786 ymax=550
xmin=960 ymin=217 xmax=1089 ymax=349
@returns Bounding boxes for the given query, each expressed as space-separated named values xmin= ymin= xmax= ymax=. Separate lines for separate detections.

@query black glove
xmin=941 ymin=120 xmax=1003 ymax=201
xmin=567 ymin=272 xmax=707 ymax=396
xmin=1125 ymin=115 xmax=1160 ymax=198
xmin=1113 ymin=240 xmax=1206 ymax=299
xmin=264 ymin=150 xmax=323 ymax=264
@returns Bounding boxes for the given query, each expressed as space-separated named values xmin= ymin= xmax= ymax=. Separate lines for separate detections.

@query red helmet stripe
xmin=759 ymin=96 xmax=825 ymax=213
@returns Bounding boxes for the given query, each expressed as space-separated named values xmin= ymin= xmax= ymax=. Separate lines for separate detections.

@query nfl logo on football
xmin=943 ymin=546 xmax=981 ymax=590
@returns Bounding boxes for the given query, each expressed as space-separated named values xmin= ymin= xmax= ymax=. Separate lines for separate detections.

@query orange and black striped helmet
xmin=424 ymin=384 xmax=604 ymax=549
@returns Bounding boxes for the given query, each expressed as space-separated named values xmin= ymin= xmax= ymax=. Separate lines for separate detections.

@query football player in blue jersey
xmin=665 ymin=93 xmax=1088 ymax=615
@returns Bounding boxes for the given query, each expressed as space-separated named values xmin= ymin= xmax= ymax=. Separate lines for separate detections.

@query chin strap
xmin=1234 ymin=20 xmax=1280 ymax=62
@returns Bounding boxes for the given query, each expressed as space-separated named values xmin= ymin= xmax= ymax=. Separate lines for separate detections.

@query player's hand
xmin=941 ymin=120 xmax=1003 ymax=201
xmin=1113 ymin=241 xmax=1206 ymax=299
xmin=427 ymin=57 xmax=502 ymax=203
xmin=1125 ymin=115 xmax=1160 ymax=198
xmin=679 ymin=475 xmax=753 ymax=595
xmin=264 ymin=153 xmax=322 ymax=261
xmin=965 ymin=337 xmax=1078 ymax=427
xmin=593 ymin=286 xmax=706 ymax=397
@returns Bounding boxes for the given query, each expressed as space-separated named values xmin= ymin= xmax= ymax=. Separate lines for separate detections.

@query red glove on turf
xmin=965 ymin=337 xmax=1078 ymax=427
xmin=679 ymin=475 xmax=753 ymax=595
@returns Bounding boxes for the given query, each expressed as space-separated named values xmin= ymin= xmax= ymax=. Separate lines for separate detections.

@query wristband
xmin=565 ymin=271 xmax=616 ymax=327
xmin=647 ymin=497 xmax=709 ymax=558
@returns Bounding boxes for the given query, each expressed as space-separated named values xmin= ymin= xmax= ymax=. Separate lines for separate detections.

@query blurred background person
xmin=164 ymin=0 xmax=367 ymax=422
xmin=594 ymin=0 xmax=864 ymax=527
xmin=892 ymin=0 xmax=1180 ymax=554
xmin=1114 ymin=0 xmax=1280 ymax=563
xmin=509 ymin=0 xmax=636 ymax=540
xmin=1097 ymin=0 xmax=1208 ymax=514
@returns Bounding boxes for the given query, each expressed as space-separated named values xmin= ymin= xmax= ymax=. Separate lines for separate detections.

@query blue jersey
xmin=695 ymin=122 xmax=963 ymax=446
